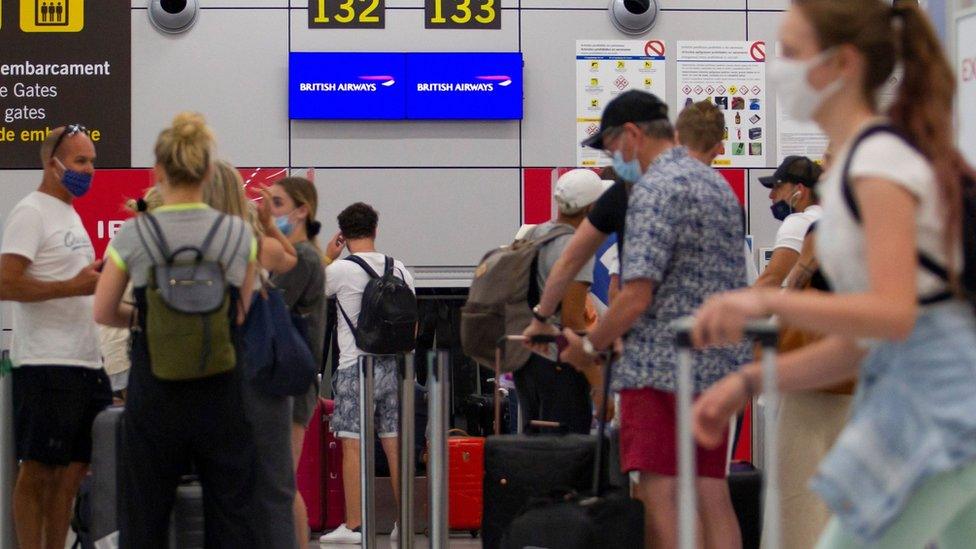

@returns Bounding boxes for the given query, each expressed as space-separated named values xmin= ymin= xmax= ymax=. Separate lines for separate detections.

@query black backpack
xmin=337 ymin=255 xmax=417 ymax=354
xmin=841 ymin=124 xmax=976 ymax=307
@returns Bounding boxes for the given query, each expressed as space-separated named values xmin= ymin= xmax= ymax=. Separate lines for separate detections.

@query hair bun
xmin=171 ymin=111 xmax=212 ymax=143
xmin=307 ymin=220 xmax=322 ymax=238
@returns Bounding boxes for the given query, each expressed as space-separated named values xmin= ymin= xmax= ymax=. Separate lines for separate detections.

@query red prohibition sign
xmin=645 ymin=40 xmax=666 ymax=57
xmin=750 ymin=41 xmax=766 ymax=62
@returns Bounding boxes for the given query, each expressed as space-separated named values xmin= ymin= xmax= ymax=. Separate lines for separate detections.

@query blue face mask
xmin=275 ymin=215 xmax=293 ymax=236
xmin=610 ymin=134 xmax=643 ymax=183
xmin=55 ymin=158 xmax=92 ymax=197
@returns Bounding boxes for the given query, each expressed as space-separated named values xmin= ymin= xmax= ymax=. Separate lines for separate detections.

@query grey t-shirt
xmin=530 ymin=221 xmax=594 ymax=324
xmin=270 ymin=241 xmax=326 ymax=365
xmin=106 ymin=204 xmax=255 ymax=288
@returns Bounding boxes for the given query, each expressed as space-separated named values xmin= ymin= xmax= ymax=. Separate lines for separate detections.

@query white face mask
xmin=769 ymin=49 xmax=844 ymax=122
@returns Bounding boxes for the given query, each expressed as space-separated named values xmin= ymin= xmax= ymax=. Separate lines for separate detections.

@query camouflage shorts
xmin=331 ymin=356 xmax=399 ymax=439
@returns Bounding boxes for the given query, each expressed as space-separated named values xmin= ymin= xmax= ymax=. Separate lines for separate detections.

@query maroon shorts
xmin=619 ymin=386 xmax=729 ymax=479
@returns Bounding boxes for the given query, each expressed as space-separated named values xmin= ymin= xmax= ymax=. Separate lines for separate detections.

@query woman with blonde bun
xmin=94 ymin=112 xmax=259 ymax=549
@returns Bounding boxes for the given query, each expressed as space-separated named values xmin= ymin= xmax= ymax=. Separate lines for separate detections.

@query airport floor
xmin=316 ymin=534 xmax=482 ymax=548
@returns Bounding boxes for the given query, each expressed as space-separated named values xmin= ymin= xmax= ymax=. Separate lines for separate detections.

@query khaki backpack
xmin=461 ymin=225 xmax=574 ymax=373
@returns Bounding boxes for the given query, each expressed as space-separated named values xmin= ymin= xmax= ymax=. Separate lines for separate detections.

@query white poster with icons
xmin=576 ymin=39 xmax=668 ymax=168
xmin=676 ymin=41 xmax=768 ymax=168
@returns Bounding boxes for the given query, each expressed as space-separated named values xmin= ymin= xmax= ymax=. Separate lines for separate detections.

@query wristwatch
xmin=531 ymin=304 xmax=552 ymax=324
xmin=581 ymin=335 xmax=597 ymax=358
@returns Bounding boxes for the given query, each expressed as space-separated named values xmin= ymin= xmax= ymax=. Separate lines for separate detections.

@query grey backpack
xmin=460 ymin=225 xmax=574 ymax=373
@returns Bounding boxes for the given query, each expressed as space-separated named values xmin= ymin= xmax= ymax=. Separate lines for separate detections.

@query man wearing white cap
xmin=514 ymin=169 xmax=610 ymax=434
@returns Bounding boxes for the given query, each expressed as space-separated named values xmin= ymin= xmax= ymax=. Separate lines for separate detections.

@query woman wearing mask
xmin=94 ymin=112 xmax=258 ymax=548
xmin=690 ymin=2 xmax=976 ymax=547
xmin=206 ymin=160 xmax=300 ymax=548
xmin=267 ymin=176 xmax=342 ymax=549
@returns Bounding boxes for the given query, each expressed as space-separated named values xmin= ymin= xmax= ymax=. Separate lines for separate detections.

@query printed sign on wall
xmin=676 ymin=41 xmax=767 ymax=168
xmin=576 ymin=39 xmax=668 ymax=168
xmin=0 ymin=0 xmax=131 ymax=168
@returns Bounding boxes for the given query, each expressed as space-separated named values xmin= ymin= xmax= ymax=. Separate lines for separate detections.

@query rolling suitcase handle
xmin=671 ymin=318 xmax=780 ymax=549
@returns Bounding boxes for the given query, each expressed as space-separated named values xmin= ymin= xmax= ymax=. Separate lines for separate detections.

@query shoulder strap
xmin=134 ymin=216 xmax=166 ymax=266
xmin=344 ymin=255 xmax=381 ymax=279
xmin=530 ymin=224 xmax=575 ymax=248
xmin=841 ymin=125 xmax=951 ymax=283
xmin=200 ymin=214 xmax=227 ymax=257
xmin=841 ymin=124 xmax=912 ymax=224
xmin=336 ymin=299 xmax=359 ymax=339
xmin=382 ymin=256 xmax=394 ymax=277
xmin=141 ymin=213 xmax=174 ymax=263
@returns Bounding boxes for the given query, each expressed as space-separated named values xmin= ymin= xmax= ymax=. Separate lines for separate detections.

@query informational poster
xmin=0 ymin=0 xmax=131 ymax=168
xmin=576 ymin=39 xmax=668 ymax=168
xmin=677 ymin=41 xmax=767 ymax=168
xmin=957 ymin=11 xmax=976 ymax=167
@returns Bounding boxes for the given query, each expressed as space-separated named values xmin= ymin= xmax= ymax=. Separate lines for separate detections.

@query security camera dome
xmin=148 ymin=0 xmax=200 ymax=34
xmin=608 ymin=0 xmax=659 ymax=36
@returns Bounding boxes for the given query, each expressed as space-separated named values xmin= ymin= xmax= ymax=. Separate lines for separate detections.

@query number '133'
xmin=426 ymin=0 xmax=500 ymax=29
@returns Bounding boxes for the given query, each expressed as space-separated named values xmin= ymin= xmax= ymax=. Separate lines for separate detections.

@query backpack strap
xmin=840 ymin=124 xmax=952 ymax=287
xmin=526 ymin=224 xmax=576 ymax=307
xmin=134 ymin=216 xmax=167 ymax=266
xmin=382 ymin=256 xmax=394 ymax=278
xmin=140 ymin=213 xmax=174 ymax=264
xmin=344 ymin=255 xmax=381 ymax=279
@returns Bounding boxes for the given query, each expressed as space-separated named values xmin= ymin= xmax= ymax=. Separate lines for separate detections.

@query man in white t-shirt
xmin=755 ymin=155 xmax=824 ymax=288
xmin=0 ymin=126 xmax=112 ymax=549
xmin=321 ymin=202 xmax=416 ymax=545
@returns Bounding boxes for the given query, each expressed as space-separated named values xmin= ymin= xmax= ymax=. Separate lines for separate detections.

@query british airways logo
xmin=415 ymin=75 xmax=512 ymax=92
xmin=298 ymin=75 xmax=396 ymax=92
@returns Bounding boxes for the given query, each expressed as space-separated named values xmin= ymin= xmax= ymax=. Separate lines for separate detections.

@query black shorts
xmin=12 ymin=366 xmax=113 ymax=466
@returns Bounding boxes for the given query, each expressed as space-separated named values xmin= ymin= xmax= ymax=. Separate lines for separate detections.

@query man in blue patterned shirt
xmin=556 ymin=90 xmax=750 ymax=548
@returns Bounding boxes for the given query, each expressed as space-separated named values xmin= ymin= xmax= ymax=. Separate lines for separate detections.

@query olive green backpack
xmin=134 ymin=213 xmax=242 ymax=381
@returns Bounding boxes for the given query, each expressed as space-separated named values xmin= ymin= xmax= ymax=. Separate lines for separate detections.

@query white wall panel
xmin=521 ymin=1 xmax=747 ymax=9
xmin=747 ymin=169 xmax=779 ymax=268
xmin=747 ymin=10 xmax=785 ymax=163
xmin=130 ymin=9 xmax=290 ymax=168
xmin=520 ymin=9 xmax=746 ymax=167
xmin=289 ymin=8 xmax=520 ymax=168
xmin=313 ymin=168 xmax=520 ymax=267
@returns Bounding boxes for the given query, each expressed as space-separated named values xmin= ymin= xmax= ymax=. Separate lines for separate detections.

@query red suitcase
xmin=297 ymin=399 xmax=345 ymax=532
xmin=448 ymin=430 xmax=484 ymax=534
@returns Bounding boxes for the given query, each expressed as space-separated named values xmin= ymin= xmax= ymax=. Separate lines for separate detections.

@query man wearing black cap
xmin=755 ymin=155 xmax=823 ymax=288
xmin=525 ymin=90 xmax=749 ymax=548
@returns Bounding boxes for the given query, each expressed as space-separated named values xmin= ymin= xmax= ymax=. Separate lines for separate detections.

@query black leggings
xmin=513 ymin=354 xmax=593 ymax=435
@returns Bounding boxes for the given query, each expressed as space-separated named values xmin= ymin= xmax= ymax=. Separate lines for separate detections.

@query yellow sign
xmin=590 ymin=78 xmax=599 ymax=87
xmin=590 ymin=61 xmax=599 ymax=70
xmin=643 ymin=61 xmax=652 ymax=69
xmin=644 ymin=78 xmax=652 ymax=87
xmin=616 ymin=61 xmax=626 ymax=70
xmin=21 ymin=0 xmax=84 ymax=33
xmin=590 ymin=99 xmax=599 ymax=108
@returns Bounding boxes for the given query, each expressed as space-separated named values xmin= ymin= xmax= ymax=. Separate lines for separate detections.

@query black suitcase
xmin=91 ymin=406 xmax=124 ymax=547
xmin=497 ymin=348 xmax=644 ymax=549
xmin=482 ymin=433 xmax=597 ymax=549
xmin=501 ymin=490 xmax=643 ymax=549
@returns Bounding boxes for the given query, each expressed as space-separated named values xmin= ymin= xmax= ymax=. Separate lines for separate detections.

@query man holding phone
xmin=0 ymin=126 xmax=112 ymax=549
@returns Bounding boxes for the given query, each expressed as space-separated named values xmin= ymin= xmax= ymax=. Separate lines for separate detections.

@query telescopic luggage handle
xmin=670 ymin=317 xmax=781 ymax=549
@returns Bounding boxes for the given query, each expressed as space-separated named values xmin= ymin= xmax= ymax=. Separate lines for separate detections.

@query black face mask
xmin=770 ymin=200 xmax=792 ymax=221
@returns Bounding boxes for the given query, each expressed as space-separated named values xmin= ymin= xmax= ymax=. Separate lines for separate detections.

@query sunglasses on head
xmin=50 ymin=124 xmax=87 ymax=158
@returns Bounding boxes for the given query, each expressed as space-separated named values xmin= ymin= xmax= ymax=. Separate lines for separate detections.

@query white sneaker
xmin=319 ymin=524 xmax=362 ymax=545
xmin=390 ymin=522 xmax=400 ymax=541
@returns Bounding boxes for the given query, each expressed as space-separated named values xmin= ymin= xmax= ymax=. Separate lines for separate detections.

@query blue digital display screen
xmin=289 ymin=52 xmax=407 ymax=120
xmin=288 ymin=52 xmax=523 ymax=120
xmin=405 ymin=52 xmax=523 ymax=120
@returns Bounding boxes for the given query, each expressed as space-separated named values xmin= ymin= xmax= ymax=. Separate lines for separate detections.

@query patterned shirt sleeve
xmin=622 ymin=180 xmax=682 ymax=284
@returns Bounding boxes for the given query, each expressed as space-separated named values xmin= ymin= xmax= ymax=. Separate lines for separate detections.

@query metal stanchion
xmin=427 ymin=350 xmax=450 ymax=549
xmin=359 ymin=355 xmax=377 ymax=549
xmin=760 ymin=338 xmax=782 ymax=549
xmin=398 ymin=354 xmax=416 ymax=549
xmin=676 ymin=345 xmax=696 ymax=549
